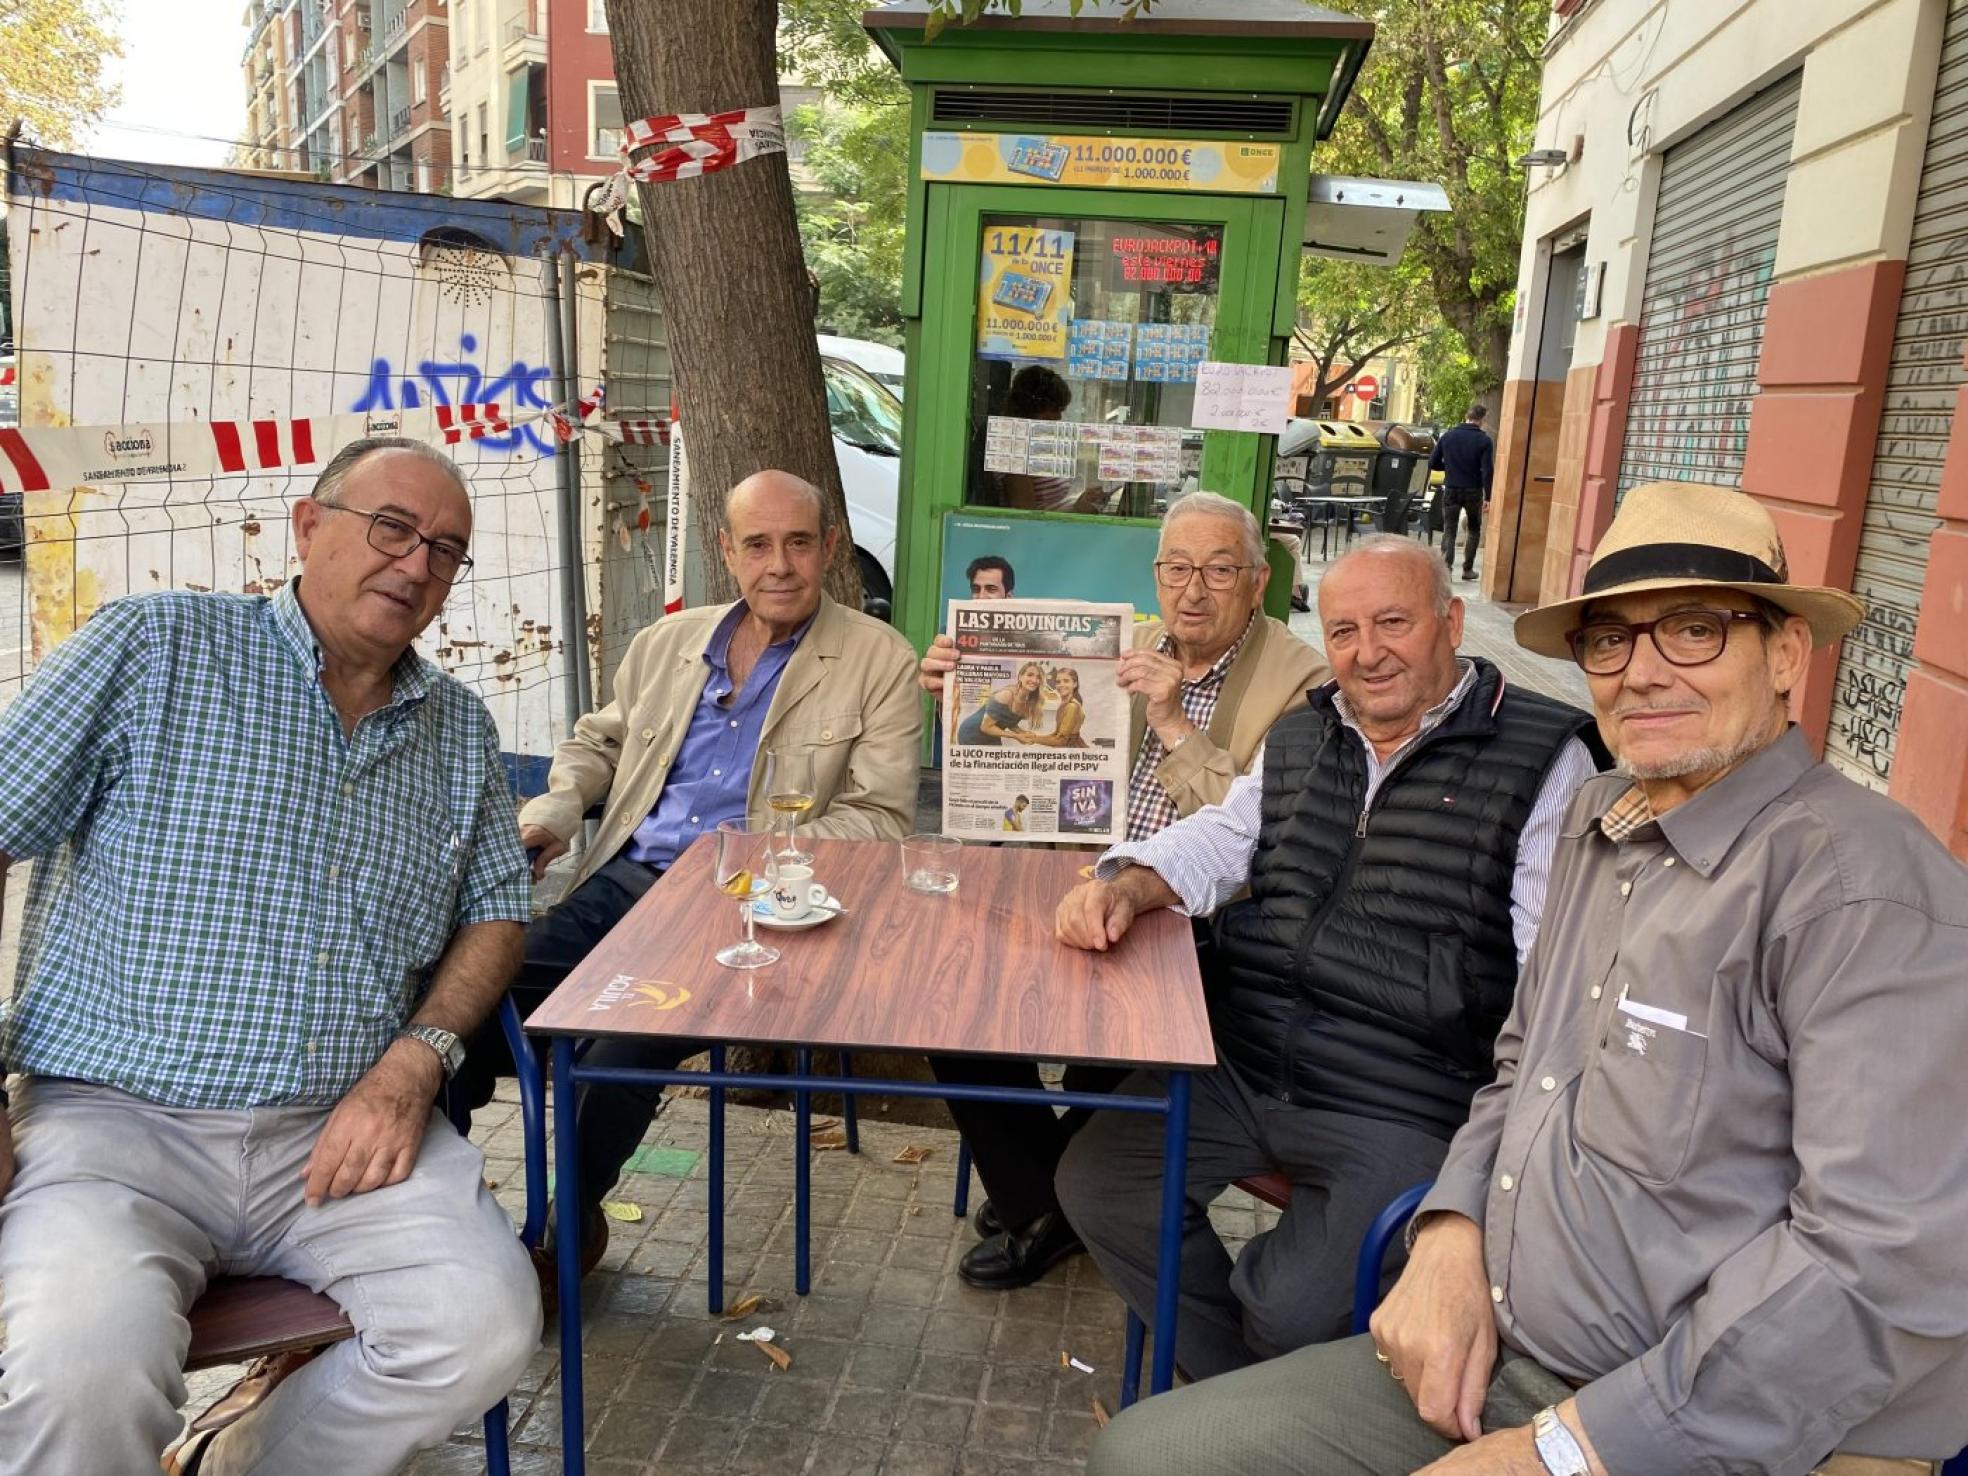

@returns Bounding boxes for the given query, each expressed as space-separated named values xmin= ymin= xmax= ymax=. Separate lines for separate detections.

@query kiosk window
xmin=968 ymin=215 xmax=1223 ymax=517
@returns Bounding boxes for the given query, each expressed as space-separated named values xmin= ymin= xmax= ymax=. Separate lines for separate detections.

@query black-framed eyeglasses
xmin=1566 ymin=608 xmax=1768 ymax=675
xmin=1154 ymin=560 xmax=1252 ymax=591
xmin=320 ymin=503 xmax=474 ymax=584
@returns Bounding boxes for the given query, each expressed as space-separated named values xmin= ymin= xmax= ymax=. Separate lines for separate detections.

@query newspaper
xmin=942 ymin=599 xmax=1133 ymax=845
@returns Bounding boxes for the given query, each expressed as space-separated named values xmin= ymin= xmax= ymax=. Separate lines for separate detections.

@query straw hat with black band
xmin=1514 ymin=481 xmax=1866 ymax=659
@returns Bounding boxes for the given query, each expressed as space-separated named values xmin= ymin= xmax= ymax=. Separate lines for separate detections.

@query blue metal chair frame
xmin=543 ymin=1037 xmax=1192 ymax=1476
xmin=438 ymin=994 xmax=548 ymax=1476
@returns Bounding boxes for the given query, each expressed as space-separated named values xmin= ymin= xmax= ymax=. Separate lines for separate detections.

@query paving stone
xmin=655 ymin=1412 xmax=745 ymax=1470
xmin=727 ymin=1420 xmax=815 ymax=1474
xmin=754 ymin=1374 xmax=837 ymax=1429
xmin=860 ymin=1305 xmax=931 ymax=1348
xmin=873 ymin=1266 xmax=946 ymax=1308
xmin=587 ymin=1399 xmax=672 ymax=1463
xmin=981 ymin=1362 xmax=1056 ymax=1410
xmin=828 ymin=1386 xmax=901 ymax=1438
xmin=807 ymin=1435 xmax=889 ymax=1475
xmin=910 ymin=1352 xmax=987 ymax=1401
xmin=897 ymin=1392 xmax=975 ymax=1447
xmin=845 ymin=1340 xmax=919 ymax=1389
xmin=689 ymin=1368 xmax=770 ymax=1421
xmin=879 ymin=1440 xmax=963 ymax=1476
xmin=913 ymin=1314 xmax=991 ymax=1361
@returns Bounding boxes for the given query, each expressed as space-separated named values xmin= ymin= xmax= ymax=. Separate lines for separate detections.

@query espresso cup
xmin=768 ymin=865 xmax=828 ymax=920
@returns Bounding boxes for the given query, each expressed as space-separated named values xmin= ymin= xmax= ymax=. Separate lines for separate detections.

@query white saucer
xmin=751 ymin=892 xmax=843 ymax=931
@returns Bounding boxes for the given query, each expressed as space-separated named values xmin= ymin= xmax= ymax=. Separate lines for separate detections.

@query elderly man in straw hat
xmin=1087 ymin=481 xmax=1968 ymax=1476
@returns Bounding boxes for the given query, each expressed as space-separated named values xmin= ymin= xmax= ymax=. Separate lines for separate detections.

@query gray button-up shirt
xmin=1420 ymin=728 xmax=1968 ymax=1473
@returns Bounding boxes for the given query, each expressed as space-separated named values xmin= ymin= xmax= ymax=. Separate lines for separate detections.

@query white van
xmin=820 ymin=352 xmax=902 ymax=617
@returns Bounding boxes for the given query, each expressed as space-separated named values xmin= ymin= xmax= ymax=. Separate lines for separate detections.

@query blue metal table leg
xmin=1149 ymin=1070 xmax=1191 ymax=1396
xmin=552 ymin=1039 xmax=585 ymax=1476
xmin=839 ymin=1049 xmax=860 ymax=1154
xmin=707 ymin=1044 xmax=725 ymax=1315
xmin=795 ymin=1047 xmax=813 ymax=1296
xmin=1119 ymin=1310 xmax=1145 ymax=1410
xmin=953 ymin=1137 xmax=972 ymax=1220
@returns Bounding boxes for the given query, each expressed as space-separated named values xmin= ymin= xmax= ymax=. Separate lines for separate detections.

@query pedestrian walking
xmin=1430 ymin=404 xmax=1495 ymax=580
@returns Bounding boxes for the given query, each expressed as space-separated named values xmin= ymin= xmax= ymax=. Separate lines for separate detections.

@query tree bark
xmin=606 ymin=0 xmax=862 ymax=610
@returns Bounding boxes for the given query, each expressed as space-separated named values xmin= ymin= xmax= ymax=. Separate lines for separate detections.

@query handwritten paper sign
xmin=1192 ymin=362 xmax=1294 ymax=436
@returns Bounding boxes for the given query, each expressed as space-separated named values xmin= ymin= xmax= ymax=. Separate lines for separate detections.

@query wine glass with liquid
xmin=764 ymin=747 xmax=816 ymax=866
xmin=713 ymin=821 xmax=779 ymax=970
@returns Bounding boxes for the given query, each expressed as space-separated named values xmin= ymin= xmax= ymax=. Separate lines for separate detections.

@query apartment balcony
xmin=502 ymin=18 xmax=546 ymax=71
xmin=381 ymin=8 xmax=406 ymax=46
xmin=526 ymin=136 xmax=548 ymax=164
xmin=389 ymin=103 xmax=412 ymax=139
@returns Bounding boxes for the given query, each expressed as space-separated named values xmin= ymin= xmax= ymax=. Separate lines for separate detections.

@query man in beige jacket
xmin=920 ymin=490 xmax=1329 ymax=1289
xmin=453 ymin=469 xmax=919 ymax=1278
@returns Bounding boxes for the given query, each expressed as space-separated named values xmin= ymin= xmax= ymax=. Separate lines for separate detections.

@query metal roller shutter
xmin=1826 ymin=0 xmax=1968 ymax=790
xmin=1618 ymin=73 xmax=1801 ymax=501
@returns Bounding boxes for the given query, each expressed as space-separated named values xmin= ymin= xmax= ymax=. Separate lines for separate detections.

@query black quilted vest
xmin=1209 ymin=660 xmax=1598 ymax=1140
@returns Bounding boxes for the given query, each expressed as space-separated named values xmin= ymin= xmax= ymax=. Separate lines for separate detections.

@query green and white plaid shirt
xmin=0 ymin=582 xmax=533 ymax=1109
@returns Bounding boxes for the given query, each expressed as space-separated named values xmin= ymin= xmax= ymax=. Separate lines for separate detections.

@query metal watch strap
xmin=1532 ymin=1406 xmax=1589 ymax=1476
xmin=397 ymin=1025 xmax=462 ymax=1080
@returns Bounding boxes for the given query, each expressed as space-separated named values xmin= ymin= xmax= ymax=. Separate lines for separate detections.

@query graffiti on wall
xmin=351 ymin=333 xmax=557 ymax=456
xmin=1627 ymin=234 xmax=1776 ymax=485
xmin=1832 ymin=601 xmax=1917 ymax=782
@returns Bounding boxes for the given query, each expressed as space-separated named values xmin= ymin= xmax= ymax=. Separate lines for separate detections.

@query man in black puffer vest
xmin=1054 ymin=536 xmax=1604 ymax=1379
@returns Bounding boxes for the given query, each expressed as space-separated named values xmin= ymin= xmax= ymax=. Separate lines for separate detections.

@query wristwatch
xmin=397 ymin=1025 xmax=465 ymax=1080
xmin=1532 ymin=1407 xmax=1589 ymax=1476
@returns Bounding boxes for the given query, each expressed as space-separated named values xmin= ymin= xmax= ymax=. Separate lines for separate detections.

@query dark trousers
xmin=1055 ymin=1063 xmax=1452 ymax=1381
xmin=452 ymin=854 xmax=695 ymax=1214
xmin=927 ymin=1056 xmax=1130 ymax=1229
xmin=1440 ymin=485 xmax=1484 ymax=573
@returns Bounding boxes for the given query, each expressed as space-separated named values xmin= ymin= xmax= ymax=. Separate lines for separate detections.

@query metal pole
xmin=552 ymin=1038 xmax=586 ymax=1476
xmin=544 ymin=252 xmax=593 ymax=737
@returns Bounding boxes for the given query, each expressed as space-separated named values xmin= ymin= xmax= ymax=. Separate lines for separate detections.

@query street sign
xmin=1351 ymin=373 xmax=1380 ymax=401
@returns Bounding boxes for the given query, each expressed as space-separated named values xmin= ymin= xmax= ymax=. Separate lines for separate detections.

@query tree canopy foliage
xmin=0 ymin=0 xmax=122 ymax=151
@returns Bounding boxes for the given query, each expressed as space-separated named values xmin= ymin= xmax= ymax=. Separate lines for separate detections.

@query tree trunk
xmin=606 ymin=0 xmax=862 ymax=610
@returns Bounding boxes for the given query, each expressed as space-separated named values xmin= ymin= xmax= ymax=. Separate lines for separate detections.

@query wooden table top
xmin=524 ymin=836 xmax=1217 ymax=1070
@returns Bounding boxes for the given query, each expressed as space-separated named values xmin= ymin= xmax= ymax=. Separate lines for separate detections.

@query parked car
xmin=0 ymin=354 xmax=21 ymax=560
xmin=818 ymin=333 xmax=906 ymax=400
xmin=820 ymin=352 xmax=901 ymax=618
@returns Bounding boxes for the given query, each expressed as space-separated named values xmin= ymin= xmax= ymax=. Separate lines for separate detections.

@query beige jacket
xmin=519 ymin=596 xmax=922 ymax=890
xmin=1126 ymin=613 xmax=1330 ymax=818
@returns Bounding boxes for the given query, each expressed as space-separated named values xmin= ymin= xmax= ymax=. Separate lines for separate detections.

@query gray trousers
xmin=1055 ymin=1066 xmax=1450 ymax=1380
xmin=1088 ymin=1332 xmax=1572 ymax=1475
xmin=0 ymin=1078 xmax=542 ymax=1475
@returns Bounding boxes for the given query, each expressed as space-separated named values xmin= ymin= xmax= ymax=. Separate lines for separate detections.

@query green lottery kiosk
xmin=862 ymin=0 xmax=1376 ymax=657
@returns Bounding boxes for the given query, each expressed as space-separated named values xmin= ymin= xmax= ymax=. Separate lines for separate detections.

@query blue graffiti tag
xmin=351 ymin=333 xmax=558 ymax=455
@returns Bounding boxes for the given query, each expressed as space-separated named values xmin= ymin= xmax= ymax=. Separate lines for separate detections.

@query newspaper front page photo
xmin=942 ymin=599 xmax=1133 ymax=846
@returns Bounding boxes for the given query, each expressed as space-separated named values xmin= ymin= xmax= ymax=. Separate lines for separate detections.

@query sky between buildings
xmin=84 ymin=1 xmax=250 ymax=168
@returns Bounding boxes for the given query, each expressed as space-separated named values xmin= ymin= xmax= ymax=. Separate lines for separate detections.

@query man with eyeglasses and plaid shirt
xmin=0 ymin=437 xmax=540 ymax=1475
xmin=918 ymin=490 xmax=1328 ymax=1291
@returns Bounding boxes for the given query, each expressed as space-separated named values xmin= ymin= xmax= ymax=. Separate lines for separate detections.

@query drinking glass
xmin=713 ymin=821 xmax=779 ymax=970
xmin=764 ymin=747 xmax=816 ymax=866
xmin=900 ymin=833 xmax=962 ymax=895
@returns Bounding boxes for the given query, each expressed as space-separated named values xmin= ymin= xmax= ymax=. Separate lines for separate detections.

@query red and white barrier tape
xmin=590 ymin=104 xmax=786 ymax=236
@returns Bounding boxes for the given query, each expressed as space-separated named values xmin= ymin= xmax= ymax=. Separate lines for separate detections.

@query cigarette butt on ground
xmin=1091 ymin=1397 xmax=1111 ymax=1429
xmin=1069 ymin=1357 xmax=1096 ymax=1374
xmin=1059 ymin=1351 xmax=1069 ymax=1368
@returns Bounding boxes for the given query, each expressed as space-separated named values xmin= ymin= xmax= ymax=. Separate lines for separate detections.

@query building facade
xmin=448 ymin=0 xmax=617 ymax=207
xmin=236 ymin=0 xmax=454 ymax=191
xmin=1488 ymin=0 xmax=1968 ymax=858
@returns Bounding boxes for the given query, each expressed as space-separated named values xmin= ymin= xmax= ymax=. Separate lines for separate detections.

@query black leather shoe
xmin=972 ymin=1200 xmax=1002 ymax=1238
xmin=957 ymin=1211 xmax=1085 ymax=1290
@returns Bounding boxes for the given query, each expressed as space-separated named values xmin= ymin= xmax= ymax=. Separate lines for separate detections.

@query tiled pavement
xmin=180 ymin=1089 xmax=1278 ymax=1474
